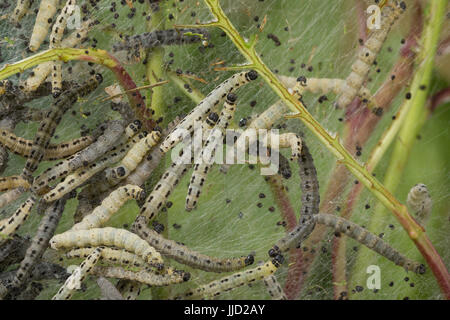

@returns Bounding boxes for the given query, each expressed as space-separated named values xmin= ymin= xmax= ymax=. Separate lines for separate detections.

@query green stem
xmin=196 ymin=0 xmax=449 ymax=298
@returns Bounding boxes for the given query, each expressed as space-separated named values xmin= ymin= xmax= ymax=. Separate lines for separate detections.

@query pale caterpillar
xmin=29 ymin=0 xmax=60 ymax=52
xmin=289 ymin=76 xmax=376 ymax=108
xmin=176 ymin=256 xmax=284 ymax=300
xmin=71 ymin=185 xmax=144 ymax=231
xmin=49 ymin=0 xmax=77 ymax=97
xmin=221 ymin=100 xmax=290 ymax=174
xmin=65 ymin=247 xmax=146 ymax=268
xmin=160 ymin=70 xmax=258 ymax=153
xmin=42 ymin=132 xmax=145 ymax=202
xmin=32 ymin=120 xmax=130 ymax=194
xmin=22 ymin=74 xmax=103 ymax=182
xmin=270 ymin=214 xmax=425 ymax=274
xmin=0 ymin=175 xmax=30 ymax=192
xmin=407 ymin=183 xmax=432 ymax=224
xmin=137 ymin=113 xmax=220 ymax=224
xmin=91 ymin=266 xmax=190 ymax=287
xmin=263 ymin=275 xmax=287 ymax=300
xmin=0 ymin=196 xmax=35 ymax=244
xmin=96 ymin=277 xmax=125 ymax=300
xmin=9 ymin=0 xmax=32 ymax=24
xmin=0 ymin=129 xmax=94 ymax=160
xmin=112 ymin=28 xmax=209 ymax=54
xmin=135 ymin=222 xmax=254 ymax=273
xmin=106 ymin=131 xmax=161 ymax=185
xmin=52 ymin=247 xmax=103 ymax=300
xmin=23 ymin=19 xmax=91 ymax=92
xmin=0 ymin=188 xmax=26 ymax=210
xmin=50 ymin=227 xmax=164 ymax=267
xmin=10 ymin=197 xmax=68 ymax=291
xmin=185 ymin=94 xmax=238 ymax=211
xmin=335 ymin=1 xmax=406 ymax=109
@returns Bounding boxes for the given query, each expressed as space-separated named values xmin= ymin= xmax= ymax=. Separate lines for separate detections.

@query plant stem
xmin=196 ymin=0 xmax=449 ymax=297
xmin=0 ymin=48 xmax=156 ymax=130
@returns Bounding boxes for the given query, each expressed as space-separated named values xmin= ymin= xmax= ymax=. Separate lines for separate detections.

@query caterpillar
xmin=32 ymin=120 xmax=129 ymax=194
xmin=42 ymin=131 xmax=145 ymax=202
xmin=0 ymin=235 xmax=30 ymax=270
xmin=23 ymin=19 xmax=91 ymax=92
xmin=91 ymin=266 xmax=190 ymax=287
xmin=263 ymin=275 xmax=287 ymax=300
xmin=22 ymin=74 xmax=103 ymax=182
xmin=270 ymin=214 xmax=425 ymax=274
xmin=1 ymin=261 xmax=69 ymax=287
xmin=49 ymin=0 xmax=77 ymax=97
xmin=135 ymin=222 xmax=254 ymax=273
xmin=9 ymin=0 xmax=32 ymax=24
xmin=0 ymin=196 xmax=35 ymax=244
xmin=29 ymin=0 xmax=60 ymax=52
xmin=106 ymin=131 xmax=161 ymax=185
xmin=116 ymin=279 xmax=141 ymax=300
xmin=0 ymin=129 xmax=94 ymax=160
xmin=0 ymin=188 xmax=25 ymax=210
xmin=112 ymin=28 xmax=209 ymax=53
xmin=407 ymin=183 xmax=432 ymax=224
xmin=96 ymin=277 xmax=125 ymax=300
xmin=335 ymin=1 xmax=406 ymax=109
xmin=71 ymin=185 xmax=144 ymax=231
xmin=269 ymin=142 xmax=320 ymax=254
xmin=160 ymin=70 xmax=258 ymax=153
xmin=50 ymin=227 xmax=164 ymax=267
xmin=221 ymin=101 xmax=290 ymax=173
xmin=66 ymin=247 xmax=146 ymax=268
xmin=0 ymin=175 xmax=30 ymax=192
xmin=52 ymin=247 xmax=103 ymax=300
xmin=290 ymin=77 xmax=376 ymax=108
xmin=177 ymin=256 xmax=284 ymax=300
xmin=10 ymin=197 xmax=67 ymax=291
xmin=185 ymin=94 xmax=238 ymax=211
xmin=137 ymin=113 xmax=219 ymax=224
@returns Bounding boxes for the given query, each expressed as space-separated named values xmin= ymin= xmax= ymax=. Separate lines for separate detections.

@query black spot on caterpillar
xmin=32 ymin=120 xmax=129 ymax=194
xmin=186 ymin=94 xmax=238 ymax=211
xmin=335 ymin=1 xmax=406 ymax=108
xmin=137 ymin=113 xmax=219 ymax=224
xmin=8 ymin=196 xmax=67 ymax=293
xmin=22 ymin=74 xmax=103 ymax=182
xmin=50 ymin=227 xmax=164 ymax=266
xmin=112 ymin=28 xmax=209 ymax=55
xmin=0 ymin=129 xmax=94 ymax=160
xmin=42 ymin=131 xmax=145 ymax=202
xmin=160 ymin=70 xmax=258 ymax=153
xmin=0 ymin=196 xmax=35 ymax=244
xmin=263 ymin=274 xmax=287 ymax=300
xmin=270 ymin=214 xmax=425 ymax=274
xmin=134 ymin=222 xmax=254 ymax=273
xmin=53 ymin=247 xmax=103 ymax=300
xmin=407 ymin=183 xmax=432 ymax=225
xmin=71 ymin=185 xmax=144 ymax=231
xmin=175 ymin=256 xmax=284 ymax=300
xmin=91 ymin=266 xmax=190 ymax=287
xmin=29 ymin=0 xmax=60 ymax=52
xmin=0 ymin=175 xmax=31 ymax=192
